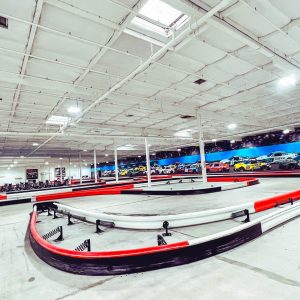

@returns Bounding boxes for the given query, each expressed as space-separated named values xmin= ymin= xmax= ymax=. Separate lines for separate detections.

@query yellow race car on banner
xmin=234 ymin=159 xmax=271 ymax=172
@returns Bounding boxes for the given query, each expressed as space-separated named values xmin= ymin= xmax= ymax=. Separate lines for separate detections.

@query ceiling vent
xmin=194 ymin=78 xmax=206 ymax=85
xmin=0 ymin=16 xmax=8 ymax=29
xmin=180 ymin=115 xmax=194 ymax=119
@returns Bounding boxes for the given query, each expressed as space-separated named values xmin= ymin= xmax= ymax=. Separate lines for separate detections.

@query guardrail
xmin=29 ymin=200 xmax=300 ymax=275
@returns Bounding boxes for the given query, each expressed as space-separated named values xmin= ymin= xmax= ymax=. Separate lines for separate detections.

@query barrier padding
xmin=29 ymin=209 xmax=261 ymax=275
xmin=247 ymin=179 xmax=260 ymax=186
xmin=0 ymin=195 xmax=7 ymax=200
xmin=123 ymin=177 xmax=258 ymax=195
xmin=70 ymin=179 xmax=103 ymax=185
xmin=122 ymin=186 xmax=222 ymax=195
xmin=30 ymin=211 xmax=188 ymax=257
xmin=36 ymin=184 xmax=134 ymax=202
xmin=0 ymin=198 xmax=32 ymax=206
xmin=254 ymin=190 xmax=300 ymax=212
xmin=207 ymin=177 xmax=253 ymax=182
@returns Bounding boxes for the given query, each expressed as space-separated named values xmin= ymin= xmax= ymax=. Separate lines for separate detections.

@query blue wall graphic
xmin=98 ymin=141 xmax=300 ymax=171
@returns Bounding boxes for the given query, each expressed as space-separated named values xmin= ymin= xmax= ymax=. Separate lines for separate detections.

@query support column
xmin=145 ymin=137 xmax=151 ymax=187
xmin=93 ymin=149 xmax=98 ymax=183
xmin=60 ymin=165 xmax=63 ymax=182
xmin=197 ymin=111 xmax=207 ymax=185
xmin=114 ymin=147 xmax=119 ymax=183
xmin=79 ymin=152 xmax=82 ymax=184
xmin=68 ymin=156 xmax=71 ymax=185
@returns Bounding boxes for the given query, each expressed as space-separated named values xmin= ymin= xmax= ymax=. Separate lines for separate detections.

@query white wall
xmin=0 ymin=167 xmax=27 ymax=185
xmin=0 ymin=165 xmax=91 ymax=185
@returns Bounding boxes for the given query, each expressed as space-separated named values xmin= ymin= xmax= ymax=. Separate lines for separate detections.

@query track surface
xmin=1 ymin=178 xmax=300 ymax=299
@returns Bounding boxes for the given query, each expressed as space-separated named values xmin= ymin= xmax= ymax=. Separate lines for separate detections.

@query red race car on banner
xmin=206 ymin=162 xmax=230 ymax=173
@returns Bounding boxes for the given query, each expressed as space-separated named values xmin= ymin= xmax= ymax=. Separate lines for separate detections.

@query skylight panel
xmin=131 ymin=0 xmax=190 ymax=37
xmin=139 ymin=0 xmax=182 ymax=27
xmin=131 ymin=17 xmax=167 ymax=36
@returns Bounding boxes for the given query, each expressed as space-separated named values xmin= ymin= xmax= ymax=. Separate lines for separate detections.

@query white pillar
xmin=79 ymin=152 xmax=82 ymax=184
xmin=145 ymin=137 xmax=151 ymax=187
xmin=197 ymin=111 xmax=207 ymax=184
xmin=60 ymin=165 xmax=63 ymax=182
xmin=114 ymin=147 xmax=119 ymax=183
xmin=94 ymin=149 xmax=98 ymax=183
xmin=68 ymin=156 xmax=71 ymax=184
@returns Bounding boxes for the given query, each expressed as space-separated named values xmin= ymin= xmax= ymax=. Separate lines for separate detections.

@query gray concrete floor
xmin=1 ymin=178 xmax=300 ymax=300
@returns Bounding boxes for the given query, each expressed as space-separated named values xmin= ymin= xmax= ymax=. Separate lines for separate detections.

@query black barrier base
xmin=0 ymin=198 xmax=32 ymax=206
xmin=29 ymin=220 xmax=262 ymax=276
xmin=122 ymin=186 xmax=221 ymax=195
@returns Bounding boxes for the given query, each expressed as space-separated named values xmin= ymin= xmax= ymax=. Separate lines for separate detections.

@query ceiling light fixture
xmin=174 ymin=129 xmax=193 ymax=138
xmin=45 ymin=162 xmax=49 ymax=165
xmin=105 ymin=153 xmax=108 ymax=157
xmin=212 ymin=139 xmax=217 ymax=142
xmin=68 ymin=106 xmax=81 ymax=114
xmin=32 ymin=142 xmax=39 ymax=146
xmin=20 ymin=156 xmax=24 ymax=158
xmin=46 ymin=115 xmax=70 ymax=126
xmin=278 ymin=75 xmax=296 ymax=87
xmin=283 ymin=129 xmax=290 ymax=134
xmin=230 ymin=140 xmax=235 ymax=144
xmin=227 ymin=123 xmax=237 ymax=130
xmin=117 ymin=144 xmax=137 ymax=151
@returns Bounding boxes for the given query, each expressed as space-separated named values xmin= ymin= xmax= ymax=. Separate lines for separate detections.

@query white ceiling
xmin=0 ymin=0 xmax=300 ymax=162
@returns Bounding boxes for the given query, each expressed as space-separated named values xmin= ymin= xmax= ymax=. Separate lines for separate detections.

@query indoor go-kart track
xmin=1 ymin=177 xmax=300 ymax=300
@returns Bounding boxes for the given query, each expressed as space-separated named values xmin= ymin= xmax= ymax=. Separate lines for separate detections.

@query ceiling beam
xmin=9 ymin=0 xmax=44 ymax=121
xmin=172 ymin=0 xmax=300 ymax=73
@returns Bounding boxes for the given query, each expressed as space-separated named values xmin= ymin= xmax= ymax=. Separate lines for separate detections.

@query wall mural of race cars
xmin=97 ymin=141 xmax=300 ymax=177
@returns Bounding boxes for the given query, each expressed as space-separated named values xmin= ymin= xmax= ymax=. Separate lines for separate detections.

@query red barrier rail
xmin=254 ymin=190 xmax=300 ymax=212
xmin=207 ymin=177 xmax=251 ymax=182
xmin=30 ymin=210 xmax=188 ymax=258
xmin=0 ymin=195 xmax=7 ymax=200
xmin=36 ymin=184 xmax=134 ymax=202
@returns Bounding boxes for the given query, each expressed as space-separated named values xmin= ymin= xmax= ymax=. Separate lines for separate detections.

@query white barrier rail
xmin=55 ymin=202 xmax=255 ymax=230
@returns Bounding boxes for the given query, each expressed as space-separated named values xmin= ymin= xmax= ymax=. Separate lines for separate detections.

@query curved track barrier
xmin=53 ymin=187 xmax=299 ymax=230
xmin=172 ymin=171 xmax=300 ymax=178
xmin=36 ymin=184 xmax=134 ymax=202
xmin=254 ymin=189 xmax=300 ymax=212
xmin=124 ymin=177 xmax=259 ymax=195
xmin=29 ymin=201 xmax=300 ymax=275
xmin=54 ymin=202 xmax=254 ymax=230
